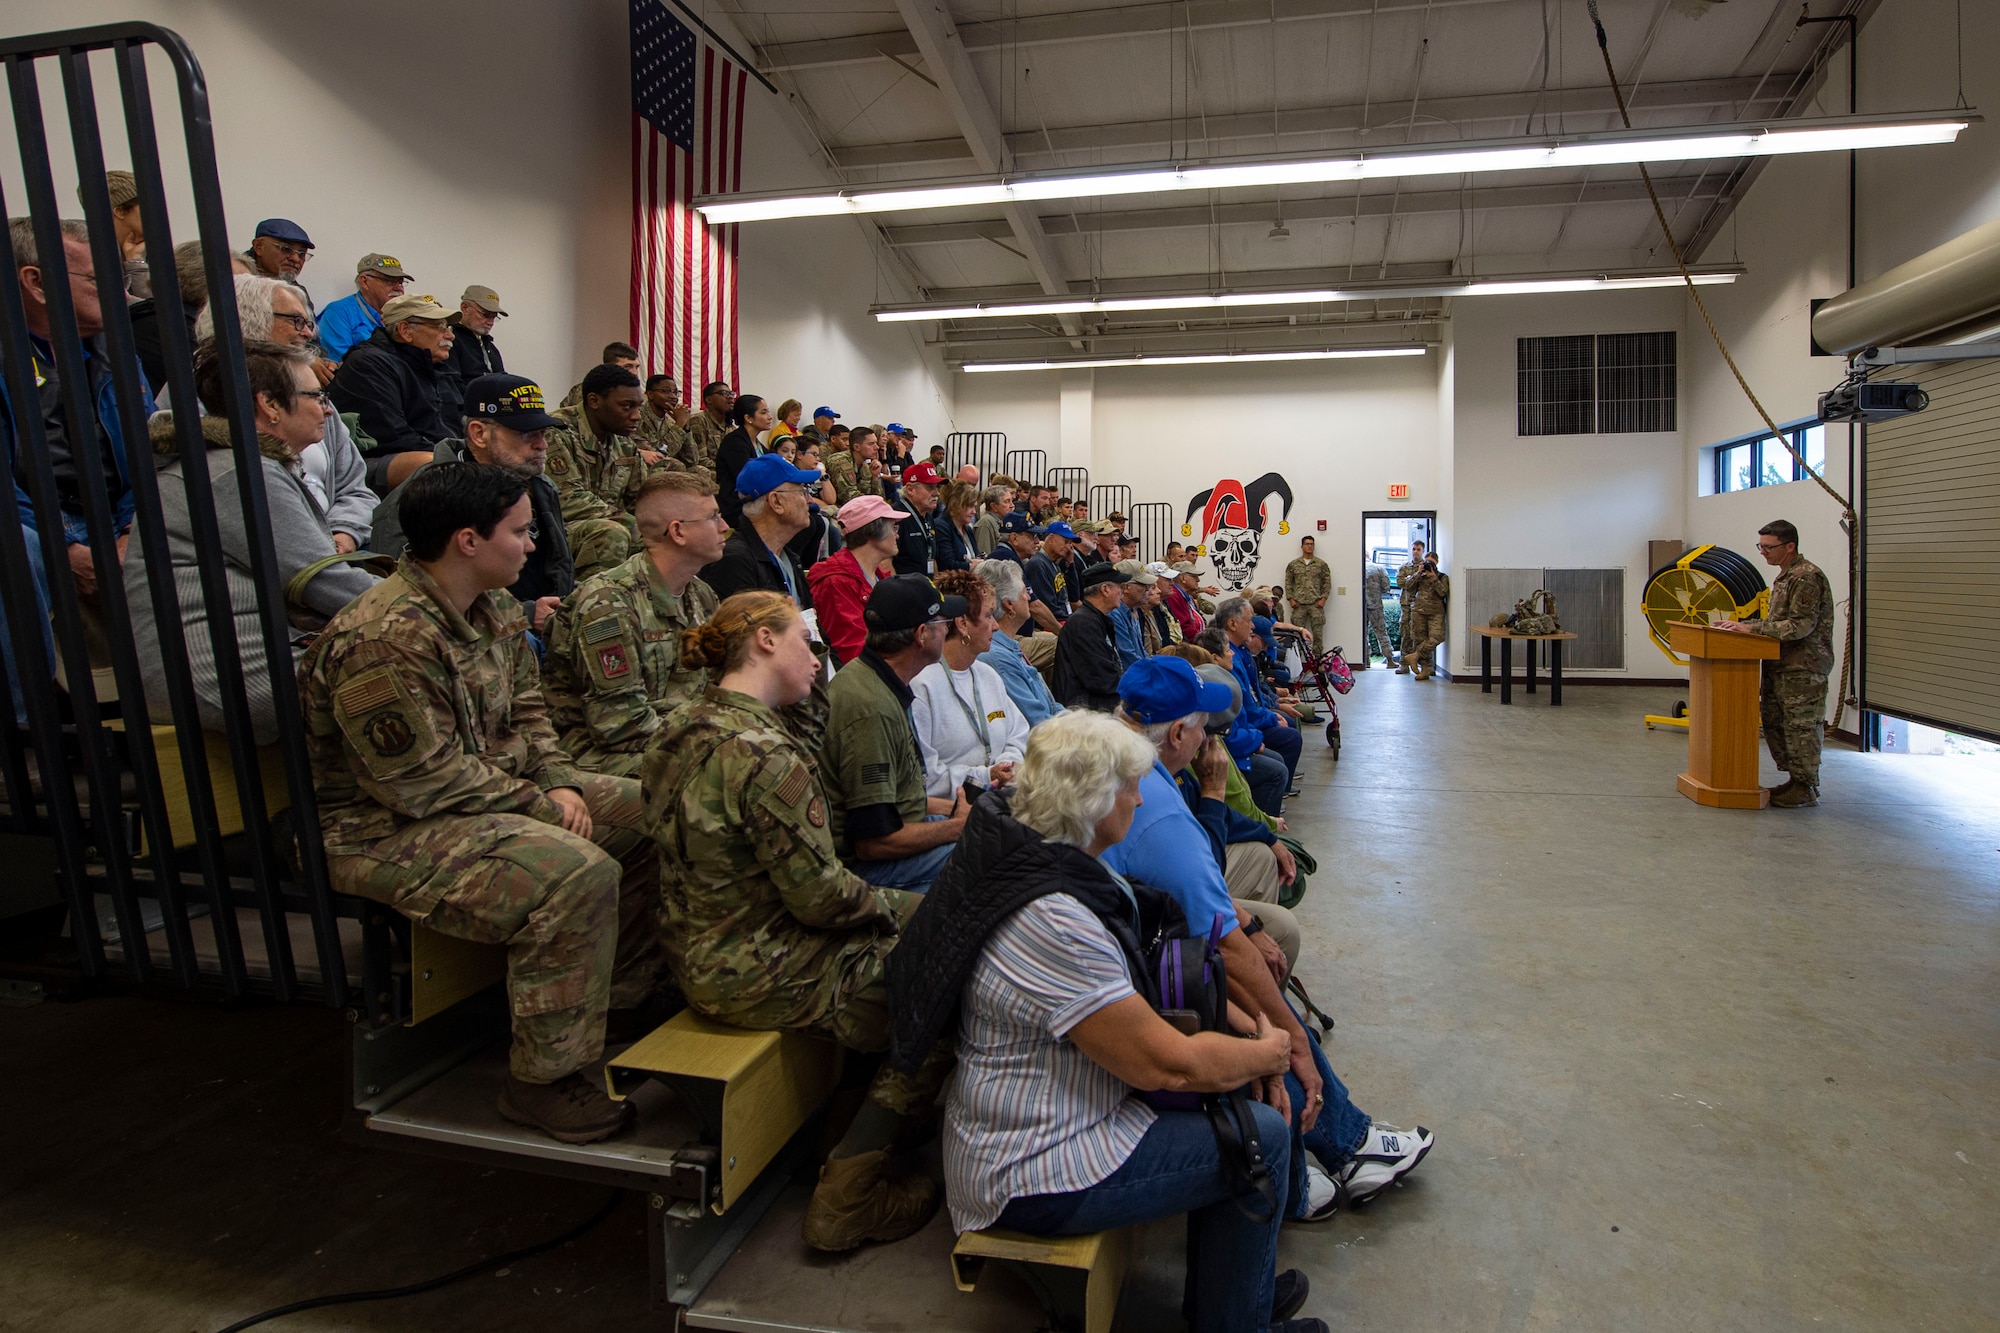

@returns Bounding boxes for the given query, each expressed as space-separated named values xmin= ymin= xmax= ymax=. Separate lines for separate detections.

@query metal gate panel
xmin=0 ymin=23 xmax=348 ymax=1003
xmin=1089 ymin=484 xmax=1132 ymax=523
xmin=1540 ymin=568 xmax=1625 ymax=669
xmin=1004 ymin=449 xmax=1046 ymax=486
xmin=1863 ymin=359 xmax=2000 ymax=742
xmin=1046 ymin=467 xmax=1089 ymax=507
xmin=1128 ymin=502 xmax=1174 ymax=563
xmin=944 ymin=431 xmax=1005 ymax=483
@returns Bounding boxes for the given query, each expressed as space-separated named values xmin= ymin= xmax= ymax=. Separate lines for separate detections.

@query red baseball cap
xmin=900 ymin=462 xmax=944 ymax=485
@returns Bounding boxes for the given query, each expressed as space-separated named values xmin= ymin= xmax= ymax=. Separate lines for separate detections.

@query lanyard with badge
xmin=944 ymin=667 xmax=994 ymax=762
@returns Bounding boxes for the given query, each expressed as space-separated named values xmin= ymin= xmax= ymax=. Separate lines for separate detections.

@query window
xmin=1517 ymin=332 xmax=1678 ymax=435
xmin=1710 ymin=420 xmax=1831 ymax=493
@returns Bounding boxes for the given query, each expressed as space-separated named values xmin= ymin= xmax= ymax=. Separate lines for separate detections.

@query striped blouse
xmin=943 ymin=893 xmax=1157 ymax=1233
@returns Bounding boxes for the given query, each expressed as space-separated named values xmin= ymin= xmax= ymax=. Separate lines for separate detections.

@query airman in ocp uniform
xmin=1395 ymin=539 xmax=1428 ymax=672
xmin=299 ymin=463 xmax=662 ymax=1146
xmin=1284 ymin=535 xmax=1333 ymax=653
xmin=644 ymin=591 xmax=952 ymax=1254
xmin=637 ymin=373 xmax=701 ymax=472
xmin=1361 ymin=560 xmax=1396 ymax=669
xmin=1715 ymin=518 xmax=1836 ymax=807
xmin=1404 ymin=554 xmax=1449 ymax=680
xmin=543 ymin=472 xmax=729 ymax=776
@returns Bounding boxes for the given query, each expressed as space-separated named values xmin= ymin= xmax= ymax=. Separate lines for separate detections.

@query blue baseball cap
xmin=812 ymin=405 xmax=840 ymax=421
xmin=252 ymin=217 xmax=313 ymax=247
xmin=1251 ymin=615 xmax=1276 ymax=646
xmin=735 ymin=453 xmax=823 ymax=498
xmin=1118 ymin=656 xmax=1236 ymax=725
xmin=885 ymin=422 xmax=918 ymax=438
xmin=999 ymin=511 xmax=1036 ymax=534
xmin=1042 ymin=520 xmax=1078 ymax=541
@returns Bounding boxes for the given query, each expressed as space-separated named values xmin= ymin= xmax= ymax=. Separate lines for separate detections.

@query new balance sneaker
xmin=1296 ymin=1163 xmax=1343 ymax=1222
xmin=1339 ymin=1123 xmax=1434 ymax=1204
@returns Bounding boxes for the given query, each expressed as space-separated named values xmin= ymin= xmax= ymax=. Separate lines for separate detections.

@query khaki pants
xmin=329 ymin=773 xmax=660 ymax=1083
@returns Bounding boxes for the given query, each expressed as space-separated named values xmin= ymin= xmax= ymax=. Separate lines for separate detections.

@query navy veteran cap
xmin=464 ymin=374 xmax=561 ymax=431
xmin=864 ymin=574 xmax=967 ymax=632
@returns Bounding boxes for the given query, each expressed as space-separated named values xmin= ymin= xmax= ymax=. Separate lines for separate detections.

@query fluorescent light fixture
xmin=959 ymin=347 xmax=1430 ymax=373
xmin=698 ymin=112 xmax=1971 ymax=224
xmin=875 ymin=270 xmax=1739 ymax=323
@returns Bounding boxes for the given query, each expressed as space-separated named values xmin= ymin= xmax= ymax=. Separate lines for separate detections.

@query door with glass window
xmin=1361 ymin=512 xmax=1436 ymax=664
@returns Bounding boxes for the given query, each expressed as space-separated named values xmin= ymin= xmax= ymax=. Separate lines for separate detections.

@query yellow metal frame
xmin=1641 ymin=544 xmax=1769 ymax=666
xmin=952 ymin=1226 xmax=1132 ymax=1333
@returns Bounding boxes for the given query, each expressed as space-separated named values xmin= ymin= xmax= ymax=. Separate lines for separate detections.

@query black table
xmin=1471 ymin=627 xmax=1577 ymax=705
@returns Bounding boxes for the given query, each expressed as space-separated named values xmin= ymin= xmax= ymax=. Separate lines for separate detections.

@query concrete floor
xmin=3 ymin=675 xmax=1997 ymax=1331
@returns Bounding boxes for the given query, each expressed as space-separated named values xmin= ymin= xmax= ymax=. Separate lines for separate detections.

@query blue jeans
xmin=994 ymin=1102 xmax=1292 ymax=1333
xmin=851 ymin=818 xmax=957 ymax=893
xmin=1284 ymin=1018 xmax=1371 ymax=1217
xmin=0 ymin=529 xmax=50 ymax=727
xmin=1244 ymin=751 xmax=1288 ymax=817
xmin=1260 ymin=719 xmax=1303 ymax=782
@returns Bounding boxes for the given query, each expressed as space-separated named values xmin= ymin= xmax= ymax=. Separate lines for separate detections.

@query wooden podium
xmin=1669 ymin=621 xmax=1779 ymax=808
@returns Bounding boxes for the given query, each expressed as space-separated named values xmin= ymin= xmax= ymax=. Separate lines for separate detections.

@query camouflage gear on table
xmin=686 ymin=411 xmax=728 ymax=470
xmin=643 ymin=686 xmax=949 ymax=1114
xmin=1740 ymin=554 xmax=1835 ymax=788
xmin=543 ymin=553 xmax=721 ymax=776
xmin=1285 ymin=554 xmax=1332 ymax=650
xmin=298 ymin=557 xmax=665 ymax=1081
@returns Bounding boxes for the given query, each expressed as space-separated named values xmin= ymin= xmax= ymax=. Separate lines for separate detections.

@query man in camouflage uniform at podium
xmin=1717 ymin=519 xmax=1835 ymax=808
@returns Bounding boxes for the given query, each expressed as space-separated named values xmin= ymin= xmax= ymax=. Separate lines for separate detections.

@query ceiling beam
xmin=892 ymin=0 xmax=1081 ymax=339
xmin=830 ymin=77 xmax=1789 ymax=171
xmin=756 ymin=0 xmax=1517 ymax=73
xmin=877 ymin=173 xmax=1724 ymax=246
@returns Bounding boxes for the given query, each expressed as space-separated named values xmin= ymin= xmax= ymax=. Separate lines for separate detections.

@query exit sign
xmin=1387 ymin=483 xmax=1411 ymax=500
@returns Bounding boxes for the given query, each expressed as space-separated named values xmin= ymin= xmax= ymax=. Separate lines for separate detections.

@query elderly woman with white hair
xmin=884 ymin=710 xmax=1325 ymax=1333
xmin=195 ymin=273 xmax=375 ymax=550
xmin=973 ymin=558 xmax=1062 ymax=726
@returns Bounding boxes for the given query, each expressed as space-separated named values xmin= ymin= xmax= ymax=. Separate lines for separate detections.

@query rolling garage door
xmin=1862 ymin=358 xmax=2000 ymax=743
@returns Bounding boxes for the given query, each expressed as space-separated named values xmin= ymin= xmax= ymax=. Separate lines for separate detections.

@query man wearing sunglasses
xmin=1715 ymin=519 xmax=1836 ymax=807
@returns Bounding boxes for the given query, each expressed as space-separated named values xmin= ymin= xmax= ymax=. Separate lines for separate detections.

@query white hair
xmin=1116 ymin=706 xmax=1207 ymax=748
xmin=194 ymin=273 xmax=285 ymax=342
xmin=976 ymin=558 xmax=1025 ymax=607
xmin=741 ymin=494 xmax=769 ymax=521
xmin=1011 ymin=711 xmax=1157 ymax=849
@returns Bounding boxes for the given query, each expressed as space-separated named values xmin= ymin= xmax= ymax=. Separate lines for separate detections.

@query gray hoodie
xmin=125 ymin=412 xmax=379 ymax=745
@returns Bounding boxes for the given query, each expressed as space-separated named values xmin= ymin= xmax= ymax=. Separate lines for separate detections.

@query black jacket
xmin=928 ymin=508 xmax=971 ymax=572
xmin=715 ymin=426 xmax=758 ymax=526
xmin=892 ymin=505 xmax=937 ymax=576
xmin=127 ymin=297 xmax=196 ymax=396
xmin=887 ymin=789 xmax=1173 ymax=1073
xmin=326 ymin=326 xmax=454 ymax=457
xmin=366 ymin=441 xmax=575 ymax=608
xmin=445 ymin=326 xmax=504 ymax=386
xmin=701 ymin=516 xmax=813 ymax=608
xmin=1053 ymin=598 xmax=1123 ymax=711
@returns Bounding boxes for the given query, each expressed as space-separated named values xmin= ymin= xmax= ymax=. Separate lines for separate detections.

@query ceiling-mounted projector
xmin=1817 ymin=378 xmax=1929 ymax=423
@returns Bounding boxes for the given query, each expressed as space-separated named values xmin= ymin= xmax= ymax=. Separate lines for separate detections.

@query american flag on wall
xmin=630 ymin=0 xmax=747 ymax=390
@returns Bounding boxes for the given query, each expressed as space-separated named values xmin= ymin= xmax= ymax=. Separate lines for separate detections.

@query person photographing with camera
xmin=1403 ymin=552 xmax=1449 ymax=681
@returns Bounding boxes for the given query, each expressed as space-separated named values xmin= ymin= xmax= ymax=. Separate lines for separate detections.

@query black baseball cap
xmin=464 ymin=374 xmax=562 ymax=431
xmin=863 ymin=574 xmax=967 ymax=632
xmin=1080 ymin=563 xmax=1131 ymax=592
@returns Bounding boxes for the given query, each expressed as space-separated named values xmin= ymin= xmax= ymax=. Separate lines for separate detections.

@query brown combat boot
xmin=1769 ymin=782 xmax=1819 ymax=808
xmin=1764 ymin=778 xmax=1797 ymax=800
xmin=801 ymin=1150 xmax=940 ymax=1252
xmin=497 ymin=1072 xmax=635 ymax=1144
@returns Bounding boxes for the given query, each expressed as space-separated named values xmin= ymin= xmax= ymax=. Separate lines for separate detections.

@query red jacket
xmin=806 ymin=547 xmax=873 ymax=665
xmin=1163 ymin=582 xmax=1205 ymax=641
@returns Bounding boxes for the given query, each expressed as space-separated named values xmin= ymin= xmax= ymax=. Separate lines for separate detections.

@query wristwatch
xmin=1241 ymin=916 xmax=1265 ymax=938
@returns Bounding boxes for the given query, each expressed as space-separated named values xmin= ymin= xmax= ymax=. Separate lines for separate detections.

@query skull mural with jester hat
xmin=1182 ymin=473 xmax=1293 ymax=591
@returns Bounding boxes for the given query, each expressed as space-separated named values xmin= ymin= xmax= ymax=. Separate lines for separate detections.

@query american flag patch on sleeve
xmin=582 ymin=618 xmax=622 ymax=646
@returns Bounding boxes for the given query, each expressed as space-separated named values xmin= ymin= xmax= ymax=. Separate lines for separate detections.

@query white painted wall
xmin=1 ymin=0 xmax=951 ymax=431
xmin=1449 ymin=289 xmax=1688 ymax=677
xmin=1683 ymin=3 xmax=2000 ymax=728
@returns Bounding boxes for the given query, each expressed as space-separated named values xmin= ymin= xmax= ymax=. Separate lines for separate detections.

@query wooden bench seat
xmin=951 ymin=1225 xmax=1132 ymax=1333
xmin=605 ymin=1010 xmax=840 ymax=1211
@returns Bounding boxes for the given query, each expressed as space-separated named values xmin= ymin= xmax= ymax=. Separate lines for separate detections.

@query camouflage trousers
xmin=1364 ymin=604 xmax=1395 ymax=663
xmin=568 ymin=517 xmax=634 ymax=584
xmin=329 ymin=773 xmax=663 ymax=1083
xmin=1399 ymin=601 xmax=1418 ymax=654
xmin=1294 ymin=604 xmax=1325 ymax=654
xmin=1406 ymin=606 xmax=1447 ymax=667
xmin=689 ymin=894 xmax=953 ymax=1118
xmin=1761 ymin=667 xmax=1830 ymax=787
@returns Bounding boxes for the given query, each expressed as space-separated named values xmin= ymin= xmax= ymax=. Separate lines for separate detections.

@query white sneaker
xmin=1296 ymin=1163 xmax=1342 ymax=1222
xmin=1339 ymin=1123 xmax=1433 ymax=1204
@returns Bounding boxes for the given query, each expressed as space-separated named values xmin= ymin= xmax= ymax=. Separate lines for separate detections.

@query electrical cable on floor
xmin=1584 ymin=0 xmax=1862 ymax=731
xmin=211 ymin=1188 xmax=623 ymax=1333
